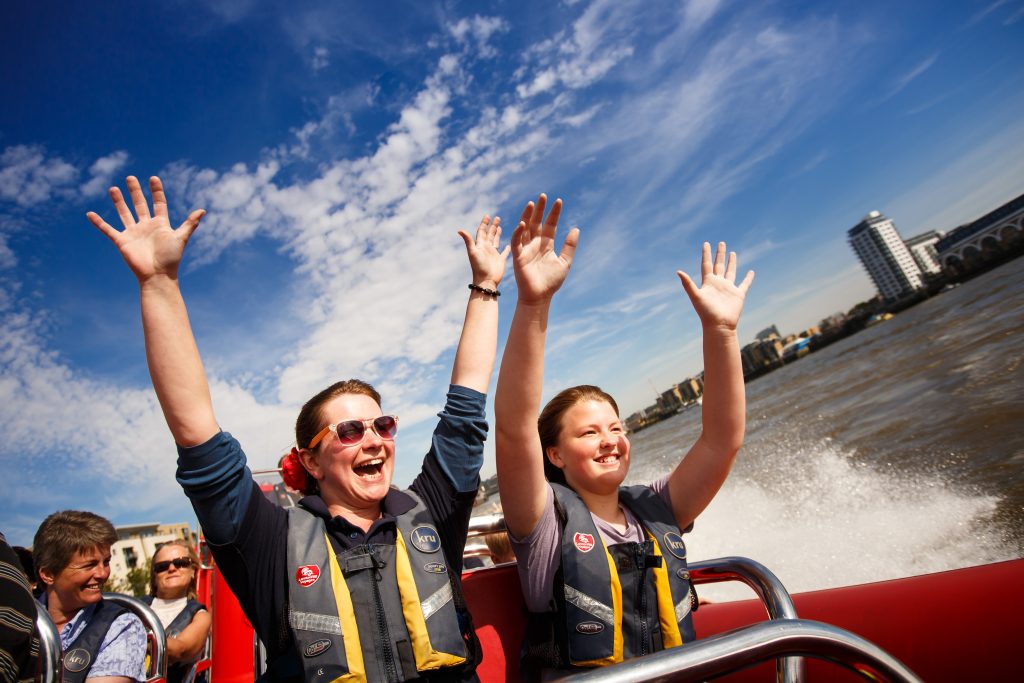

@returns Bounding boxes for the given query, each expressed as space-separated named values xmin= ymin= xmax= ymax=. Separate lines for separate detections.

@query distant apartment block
xmin=755 ymin=325 xmax=780 ymax=341
xmin=848 ymin=211 xmax=924 ymax=300
xmin=904 ymin=230 xmax=944 ymax=275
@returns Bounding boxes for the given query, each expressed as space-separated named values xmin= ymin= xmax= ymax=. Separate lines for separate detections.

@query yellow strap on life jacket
xmin=647 ymin=532 xmax=684 ymax=649
xmin=572 ymin=546 xmax=624 ymax=667
xmin=393 ymin=532 xmax=466 ymax=670
xmin=326 ymin=535 xmax=367 ymax=683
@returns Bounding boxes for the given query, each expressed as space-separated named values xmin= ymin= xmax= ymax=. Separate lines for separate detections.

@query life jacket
xmin=142 ymin=596 xmax=207 ymax=683
xmin=285 ymin=491 xmax=471 ymax=683
xmin=522 ymin=483 xmax=696 ymax=675
xmin=60 ymin=600 xmax=130 ymax=683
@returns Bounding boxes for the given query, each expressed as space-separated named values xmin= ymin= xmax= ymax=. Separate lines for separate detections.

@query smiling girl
xmin=493 ymin=195 xmax=754 ymax=679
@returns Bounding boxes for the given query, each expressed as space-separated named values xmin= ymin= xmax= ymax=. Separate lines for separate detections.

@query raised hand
xmin=458 ymin=215 xmax=511 ymax=289
xmin=87 ymin=176 xmax=204 ymax=283
xmin=677 ymin=242 xmax=755 ymax=330
xmin=511 ymin=194 xmax=580 ymax=305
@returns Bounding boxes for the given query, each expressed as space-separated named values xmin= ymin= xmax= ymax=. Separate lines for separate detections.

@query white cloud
xmin=881 ymin=52 xmax=940 ymax=102
xmin=683 ymin=0 xmax=725 ymax=31
xmin=80 ymin=150 xmax=130 ymax=198
xmin=0 ymin=145 xmax=78 ymax=207
xmin=516 ymin=0 xmax=636 ymax=98
xmin=448 ymin=15 xmax=509 ymax=57
xmin=311 ymin=45 xmax=329 ymax=70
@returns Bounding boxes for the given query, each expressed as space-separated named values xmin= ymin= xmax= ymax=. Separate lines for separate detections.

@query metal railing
xmin=689 ymin=556 xmax=801 ymax=683
xmin=34 ymin=603 xmax=62 ymax=683
xmin=553 ymin=619 xmax=922 ymax=683
xmin=103 ymin=593 xmax=168 ymax=683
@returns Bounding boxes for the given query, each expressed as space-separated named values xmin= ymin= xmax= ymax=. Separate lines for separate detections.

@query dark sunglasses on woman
xmin=153 ymin=557 xmax=194 ymax=573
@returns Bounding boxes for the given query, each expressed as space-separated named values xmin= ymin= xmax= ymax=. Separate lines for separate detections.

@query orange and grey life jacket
xmin=523 ymin=483 xmax=696 ymax=674
xmin=61 ymin=600 xmax=129 ymax=683
xmin=286 ymin=492 xmax=470 ymax=683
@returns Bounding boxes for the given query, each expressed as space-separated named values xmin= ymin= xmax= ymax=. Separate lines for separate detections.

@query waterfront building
xmin=904 ymin=230 xmax=944 ymax=275
xmin=848 ymin=211 xmax=924 ymax=301
xmin=935 ymin=191 xmax=1024 ymax=277
xmin=110 ymin=522 xmax=193 ymax=588
xmin=755 ymin=325 xmax=780 ymax=341
xmin=658 ymin=385 xmax=684 ymax=412
xmin=678 ymin=376 xmax=703 ymax=402
xmin=741 ymin=337 xmax=784 ymax=376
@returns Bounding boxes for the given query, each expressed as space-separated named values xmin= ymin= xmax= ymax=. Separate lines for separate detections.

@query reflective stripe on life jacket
xmin=548 ymin=483 xmax=695 ymax=668
xmin=61 ymin=600 xmax=129 ymax=683
xmin=286 ymin=491 xmax=468 ymax=683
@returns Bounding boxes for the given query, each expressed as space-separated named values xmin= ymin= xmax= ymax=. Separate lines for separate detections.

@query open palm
xmin=678 ymin=242 xmax=754 ymax=329
xmin=87 ymin=176 xmax=204 ymax=282
xmin=512 ymin=194 xmax=579 ymax=305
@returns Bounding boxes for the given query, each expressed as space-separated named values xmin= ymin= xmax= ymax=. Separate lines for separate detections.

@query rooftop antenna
xmin=648 ymin=378 xmax=660 ymax=398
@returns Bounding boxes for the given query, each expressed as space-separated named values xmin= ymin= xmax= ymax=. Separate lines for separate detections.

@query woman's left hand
xmin=459 ymin=215 xmax=511 ymax=289
xmin=677 ymin=241 xmax=755 ymax=330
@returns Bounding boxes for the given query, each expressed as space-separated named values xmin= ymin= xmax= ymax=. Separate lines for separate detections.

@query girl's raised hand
xmin=87 ymin=176 xmax=205 ymax=283
xmin=459 ymin=215 xmax=510 ymax=289
xmin=511 ymin=194 xmax=579 ymax=305
xmin=677 ymin=242 xmax=755 ymax=330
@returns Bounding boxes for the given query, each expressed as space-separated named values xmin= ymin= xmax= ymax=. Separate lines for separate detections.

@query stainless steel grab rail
xmin=103 ymin=593 xmax=168 ymax=683
xmin=554 ymin=619 xmax=922 ymax=683
xmin=34 ymin=603 xmax=62 ymax=683
xmin=689 ymin=556 xmax=801 ymax=683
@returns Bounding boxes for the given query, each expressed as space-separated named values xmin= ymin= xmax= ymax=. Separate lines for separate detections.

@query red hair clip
xmin=281 ymin=447 xmax=313 ymax=494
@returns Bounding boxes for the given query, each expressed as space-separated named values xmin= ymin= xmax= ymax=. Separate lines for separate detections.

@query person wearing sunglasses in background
xmin=88 ymin=176 xmax=510 ymax=682
xmin=143 ymin=541 xmax=210 ymax=683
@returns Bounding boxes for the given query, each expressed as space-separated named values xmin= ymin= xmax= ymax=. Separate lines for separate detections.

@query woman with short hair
xmin=34 ymin=510 xmax=147 ymax=683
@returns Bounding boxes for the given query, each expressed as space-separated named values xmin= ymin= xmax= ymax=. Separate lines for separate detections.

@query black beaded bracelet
xmin=468 ymin=283 xmax=501 ymax=297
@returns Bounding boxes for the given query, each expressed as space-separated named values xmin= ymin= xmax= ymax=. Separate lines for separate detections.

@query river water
xmin=626 ymin=259 xmax=1024 ymax=600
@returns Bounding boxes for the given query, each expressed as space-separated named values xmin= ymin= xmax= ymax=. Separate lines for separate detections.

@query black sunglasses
xmin=153 ymin=557 xmax=193 ymax=573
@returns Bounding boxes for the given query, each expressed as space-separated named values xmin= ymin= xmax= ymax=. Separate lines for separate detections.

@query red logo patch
xmin=573 ymin=532 xmax=595 ymax=553
xmin=295 ymin=564 xmax=321 ymax=587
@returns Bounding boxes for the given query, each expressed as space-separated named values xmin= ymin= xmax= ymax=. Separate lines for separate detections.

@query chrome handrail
xmin=34 ymin=603 xmax=62 ymax=683
xmin=467 ymin=514 xmax=506 ymax=537
xmin=103 ymin=593 xmax=168 ymax=683
xmin=690 ymin=556 xmax=801 ymax=683
xmin=554 ymin=619 xmax=922 ymax=683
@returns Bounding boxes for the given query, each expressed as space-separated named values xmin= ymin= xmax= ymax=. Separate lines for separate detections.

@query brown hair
xmin=293 ymin=379 xmax=383 ymax=494
xmin=33 ymin=510 xmax=117 ymax=578
xmin=149 ymin=539 xmax=201 ymax=601
xmin=537 ymin=385 xmax=620 ymax=486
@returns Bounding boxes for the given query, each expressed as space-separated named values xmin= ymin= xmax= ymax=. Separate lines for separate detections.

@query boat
xmin=33 ymin=484 xmax=1024 ymax=682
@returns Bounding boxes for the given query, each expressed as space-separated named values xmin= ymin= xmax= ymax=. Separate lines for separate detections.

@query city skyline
xmin=2 ymin=1 xmax=1024 ymax=544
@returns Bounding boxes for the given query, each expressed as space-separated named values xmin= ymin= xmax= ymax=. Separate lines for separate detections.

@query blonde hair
xmin=149 ymin=539 xmax=201 ymax=601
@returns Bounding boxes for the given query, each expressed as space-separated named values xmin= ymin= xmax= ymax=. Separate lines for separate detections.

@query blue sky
xmin=2 ymin=0 xmax=1022 ymax=545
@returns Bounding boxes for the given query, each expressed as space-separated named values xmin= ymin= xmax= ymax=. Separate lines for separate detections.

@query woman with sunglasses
xmin=493 ymin=196 xmax=753 ymax=679
xmin=88 ymin=175 xmax=510 ymax=682
xmin=144 ymin=541 xmax=210 ymax=683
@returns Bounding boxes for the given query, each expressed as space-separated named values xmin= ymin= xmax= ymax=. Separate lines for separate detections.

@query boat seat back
xmin=103 ymin=593 xmax=168 ymax=682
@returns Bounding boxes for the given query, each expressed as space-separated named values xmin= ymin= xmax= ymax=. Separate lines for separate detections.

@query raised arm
xmin=668 ymin=242 xmax=754 ymax=529
xmin=450 ymin=215 xmax=510 ymax=392
xmin=495 ymin=195 xmax=579 ymax=539
xmin=87 ymin=176 xmax=219 ymax=446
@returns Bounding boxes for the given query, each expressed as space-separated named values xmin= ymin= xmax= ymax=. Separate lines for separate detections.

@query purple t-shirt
xmin=509 ymin=475 xmax=673 ymax=612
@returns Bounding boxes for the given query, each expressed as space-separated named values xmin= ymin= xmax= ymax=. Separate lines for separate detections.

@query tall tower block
xmin=848 ymin=211 xmax=924 ymax=300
